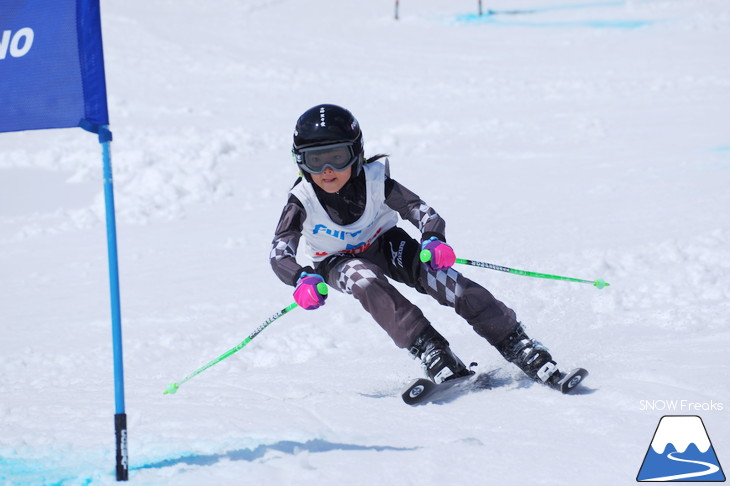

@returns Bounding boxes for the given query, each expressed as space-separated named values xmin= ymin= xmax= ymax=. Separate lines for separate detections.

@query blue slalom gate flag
xmin=1 ymin=0 xmax=128 ymax=481
xmin=0 ymin=0 xmax=109 ymax=133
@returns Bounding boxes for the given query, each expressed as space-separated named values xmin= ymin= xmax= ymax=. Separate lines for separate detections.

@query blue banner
xmin=0 ymin=0 xmax=109 ymax=133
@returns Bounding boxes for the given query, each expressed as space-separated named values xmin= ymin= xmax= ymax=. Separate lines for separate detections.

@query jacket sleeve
xmin=384 ymin=177 xmax=446 ymax=242
xmin=270 ymin=194 xmax=309 ymax=286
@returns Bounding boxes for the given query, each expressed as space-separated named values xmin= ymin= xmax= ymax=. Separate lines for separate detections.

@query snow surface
xmin=1 ymin=0 xmax=729 ymax=484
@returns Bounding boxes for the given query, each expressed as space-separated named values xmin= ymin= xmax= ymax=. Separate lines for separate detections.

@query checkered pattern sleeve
xmin=270 ymin=195 xmax=307 ymax=286
xmin=384 ymin=178 xmax=446 ymax=242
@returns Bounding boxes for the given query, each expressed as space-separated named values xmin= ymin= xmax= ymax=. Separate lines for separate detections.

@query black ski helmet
xmin=292 ymin=104 xmax=364 ymax=176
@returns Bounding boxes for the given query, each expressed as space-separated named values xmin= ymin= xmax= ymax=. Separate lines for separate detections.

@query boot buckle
xmin=536 ymin=362 xmax=559 ymax=383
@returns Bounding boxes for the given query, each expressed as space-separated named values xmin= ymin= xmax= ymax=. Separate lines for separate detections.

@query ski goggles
xmin=296 ymin=142 xmax=358 ymax=174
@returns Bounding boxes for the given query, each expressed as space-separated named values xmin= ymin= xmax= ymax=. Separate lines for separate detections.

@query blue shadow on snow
xmin=0 ymin=440 xmax=418 ymax=484
xmin=134 ymin=439 xmax=419 ymax=471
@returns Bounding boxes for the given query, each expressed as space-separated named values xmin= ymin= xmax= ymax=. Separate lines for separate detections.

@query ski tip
xmin=401 ymin=373 xmax=482 ymax=406
xmin=559 ymin=368 xmax=589 ymax=394
xmin=401 ymin=378 xmax=436 ymax=406
xmin=164 ymin=382 xmax=179 ymax=395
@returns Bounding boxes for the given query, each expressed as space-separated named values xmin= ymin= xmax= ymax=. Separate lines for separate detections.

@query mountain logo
xmin=637 ymin=415 xmax=726 ymax=482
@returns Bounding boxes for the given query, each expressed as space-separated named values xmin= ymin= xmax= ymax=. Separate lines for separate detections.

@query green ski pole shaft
xmin=164 ymin=284 xmax=328 ymax=395
xmin=420 ymin=250 xmax=609 ymax=289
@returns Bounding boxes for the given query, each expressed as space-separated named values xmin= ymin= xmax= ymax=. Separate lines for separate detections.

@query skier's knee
xmin=334 ymin=259 xmax=384 ymax=294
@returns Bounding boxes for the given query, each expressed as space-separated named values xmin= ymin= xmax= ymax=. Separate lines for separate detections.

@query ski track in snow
xmin=1 ymin=0 xmax=729 ymax=484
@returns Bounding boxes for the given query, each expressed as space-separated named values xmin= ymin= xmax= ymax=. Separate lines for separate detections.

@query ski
xmin=401 ymin=371 xmax=492 ymax=406
xmin=401 ymin=367 xmax=588 ymax=405
xmin=549 ymin=367 xmax=589 ymax=394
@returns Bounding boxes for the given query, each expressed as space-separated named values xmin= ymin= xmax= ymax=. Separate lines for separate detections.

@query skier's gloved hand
xmin=421 ymin=237 xmax=456 ymax=270
xmin=293 ymin=272 xmax=328 ymax=310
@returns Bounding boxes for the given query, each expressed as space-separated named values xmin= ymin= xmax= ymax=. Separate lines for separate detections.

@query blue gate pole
xmin=99 ymin=126 xmax=129 ymax=481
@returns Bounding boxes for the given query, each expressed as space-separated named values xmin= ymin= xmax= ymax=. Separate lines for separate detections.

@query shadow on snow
xmin=134 ymin=439 xmax=419 ymax=471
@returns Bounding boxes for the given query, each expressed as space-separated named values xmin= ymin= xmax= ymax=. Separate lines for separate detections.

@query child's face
xmin=310 ymin=166 xmax=352 ymax=193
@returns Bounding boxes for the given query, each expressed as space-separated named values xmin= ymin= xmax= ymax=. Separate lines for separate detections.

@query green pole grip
xmin=317 ymin=282 xmax=329 ymax=295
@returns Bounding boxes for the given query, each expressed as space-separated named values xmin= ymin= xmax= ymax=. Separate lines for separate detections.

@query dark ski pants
xmin=317 ymin=227 xmax=518 ymax=349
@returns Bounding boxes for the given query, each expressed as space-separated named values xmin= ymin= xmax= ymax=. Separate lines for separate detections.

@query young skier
xmin=270 ymin=104 xmax=571 ymax=387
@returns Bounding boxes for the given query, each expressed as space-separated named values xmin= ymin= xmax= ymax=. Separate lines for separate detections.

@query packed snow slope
xmin=1 ymin=0 xmax=729 ymax=484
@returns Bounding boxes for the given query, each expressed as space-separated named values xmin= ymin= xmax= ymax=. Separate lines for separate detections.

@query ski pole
xmin=164 ymin=283 xmax=328 ymax=395
xmin=420 ymin=250 xmax=610 ymax=289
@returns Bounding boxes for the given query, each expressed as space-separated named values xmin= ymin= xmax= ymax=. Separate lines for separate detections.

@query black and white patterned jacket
xmin=270 ymin=160 xmax=447 ymax=286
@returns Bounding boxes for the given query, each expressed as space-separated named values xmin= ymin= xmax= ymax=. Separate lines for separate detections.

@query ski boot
xmin=409 ymin=326 xmax=472 ymax=384
xmin=496 ymin=323 xmax=561 ymax=387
